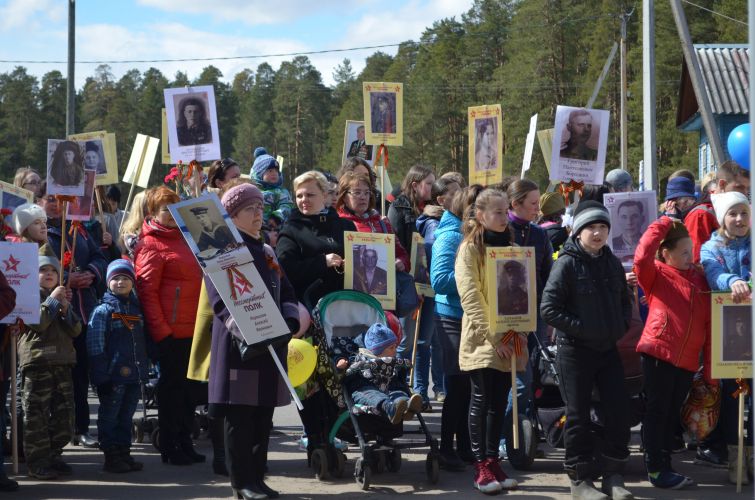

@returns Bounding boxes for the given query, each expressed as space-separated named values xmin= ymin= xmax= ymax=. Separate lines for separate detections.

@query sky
xmin=0 ymin=0 xmax=475 ymax=88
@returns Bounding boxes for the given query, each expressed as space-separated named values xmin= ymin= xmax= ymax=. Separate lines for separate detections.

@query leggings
xmin=469 ymin=368 xmax=511 ymax=462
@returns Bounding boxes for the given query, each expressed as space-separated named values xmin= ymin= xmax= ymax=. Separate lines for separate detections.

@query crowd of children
xmin=0 ymin=155 xmax=750 ymax=500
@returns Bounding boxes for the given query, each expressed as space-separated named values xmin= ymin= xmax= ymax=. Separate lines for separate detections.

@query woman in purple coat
xmin=206 ymin=183 xmax=300 ymax=500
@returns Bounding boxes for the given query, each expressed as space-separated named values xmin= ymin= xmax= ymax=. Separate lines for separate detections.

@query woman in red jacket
xmin=134 ymin=186 xmax=203 ymax=465
xmin=634 ymin=216 xmax=711 ymax=490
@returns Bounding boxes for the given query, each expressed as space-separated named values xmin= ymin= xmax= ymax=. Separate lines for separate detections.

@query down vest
xmin=134 ymin=218 xmax=202 ymax=343
xmin=635 ymin=217 xmax=711 ymax=373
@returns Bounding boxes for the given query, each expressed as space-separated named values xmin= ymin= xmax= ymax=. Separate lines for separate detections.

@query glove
xmin=97 ymin=383 xmax=113 ymax=397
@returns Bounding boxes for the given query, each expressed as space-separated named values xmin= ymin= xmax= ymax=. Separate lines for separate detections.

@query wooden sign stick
xmin=736 ymin=390 xmax=745 ymax=492
xmin=511 ymin=351 xmax=519 ymax=450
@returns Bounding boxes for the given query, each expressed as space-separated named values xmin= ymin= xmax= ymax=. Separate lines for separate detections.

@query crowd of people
xmin=0 ymin=154 xmax=750 ymax=500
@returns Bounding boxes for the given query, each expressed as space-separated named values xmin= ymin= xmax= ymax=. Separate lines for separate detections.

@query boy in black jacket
xmin=540 ymin=201 xmax=633 ymax=500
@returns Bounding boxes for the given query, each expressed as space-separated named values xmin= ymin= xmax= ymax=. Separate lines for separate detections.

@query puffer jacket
xmin=430 ymin=210 xmax=463 ymax=319
xmin=540 ymin=236 xmax=631 ymax=352
xmin=336 ymin=207 xmax=410 ymax=270
xmin=344 ymin=348 xmax=412 ymax=393
xmin=701 ymin=232 xmax=751 ymax=292
xmin=455 ymin=240 xmax=527 ymax=373
xmin=387 ymin=193 xmax=418 ymax=254
xmin=87 ymin=290 xmax=149 ymax=386
xmin=685 ymin=202 xmax=718 ymax=262
xmin=416 ymin=204 xmax=444 ymax=270
xmin=635 ymin=217 xmax=711 ymax=373
xmin=18 ymin=288 xmax=82 ymax=370
xmin=134 ymin=218 xmax=202 ymax=343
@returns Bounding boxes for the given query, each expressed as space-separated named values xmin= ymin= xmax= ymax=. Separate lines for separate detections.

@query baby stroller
xmin=301 ymin=290 xmax=440 ymax=490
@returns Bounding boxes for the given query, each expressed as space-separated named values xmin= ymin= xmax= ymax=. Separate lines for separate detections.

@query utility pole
xmin=66 ymin=0 xmax=75 ymax=136
xmin=620 ymin=11 xmax=630 ymax=171
xmin=748 ymin=0 xmax=754 ymax=395
xmin=642 ymin=0 xmax=657 ymax=192
xmin=669 ymin=0 xmax=726 ymax=165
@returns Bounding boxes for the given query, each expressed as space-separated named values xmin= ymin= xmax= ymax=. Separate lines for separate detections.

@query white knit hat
xmin=711 ymin=192 xmax=750 ymax=226
xmin=11 ymin=203 xmax=46 ymax=236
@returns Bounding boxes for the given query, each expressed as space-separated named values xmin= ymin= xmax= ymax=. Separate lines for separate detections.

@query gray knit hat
xmin=572 ymin=201 xmax=611 ymax=235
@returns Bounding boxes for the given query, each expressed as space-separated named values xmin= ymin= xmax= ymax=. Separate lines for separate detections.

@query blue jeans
xmin=351 ymin=385 xmax=409 ymax=420
xmin=97 ymin=383 xmax=140 ymax=449
xmin=397 ymin=298 xmax=444 ymax=399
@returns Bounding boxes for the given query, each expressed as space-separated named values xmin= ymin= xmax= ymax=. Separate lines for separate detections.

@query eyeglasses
xmin=347 ymin=190 xmax=370 ymax=198
xmin=23 ymin=180 xmax=40 ymax=186
xmin=246 ymin=203 xmax=264 ymax=213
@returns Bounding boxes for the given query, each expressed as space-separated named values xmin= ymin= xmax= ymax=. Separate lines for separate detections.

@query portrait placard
xmin=0 ymin=182 xmax=34 ymax=218
xmin=67 ymin=170 xmax=96 ymax=222
xmin=276 ymin=156 xmax=284 ymax=173
xmin=68 ymin=130 xmax=119 ymax=185
xmin=537 ymin=128 xmax=554 ymax=173
xmin=521 ymin=114 xmax=538 ymax=178
xmin=46 ymin=139 xmax=86 ymax=196
xmin=486 ymin=246 xmax=537 ymax=333
xmin=603 ymin=190 xmax=658 ymax=270
xmin=164 ymin=85 xmax=221 ymax=163
xmin=342 ymin=120 xmax=377 ymax=166
xmin=711 ymin=293 xmax=752 ymax=379
xmin=168 ymin=193 xmax=246 ymax=273
xmin=410 ymin=233 xmax=434 ymax=297
xmin=468 ymin=104 xmax=503 ymax=186
xmin=344 ymin=231 xmax=396 ymax=310
xmin=0 ymin=242 xmax=39 ymax=324
xmin=161 ymin=108 xmax=171 ymax=164
xmin=123 ymin=134 xmax=160 ymax=189
xmin=363 ymin=82 xmax=403 ymax=146
xmin=550 ymin=106 xmax=610 ymax=185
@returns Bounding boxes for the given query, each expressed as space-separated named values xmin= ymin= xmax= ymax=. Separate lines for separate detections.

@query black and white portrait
xmin=178 ymin=201 xmax=235 ymax=259
xmin=370 ymin=92 xmax=397 ymax=135
xmin=496 ymin=259 xmax=529 ymax=317
xmin=47 ymin=139 xmax=85 ymax=196
xmin=474 ymin=117 xmax=498 ymax=172
xmin=164 ymin=85 xmax=221 ymax=163
xmin=722 ymin=306 xmax=752 ymax=363
xmin=550 ymin=105 xmax=610 ymax=185
xmin=352 ymin=244 xmax=389 ymax=296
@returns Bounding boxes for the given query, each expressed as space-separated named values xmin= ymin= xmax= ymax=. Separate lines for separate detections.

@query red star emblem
xmin=365 ymin=85 xmax=372 ymax=92
xmin=489 ymin=250 xmax=496 ymax=258
xmin=495 ymin=108 xmax=500 ymax=115
xmin=3 ymin=255 xmax=20 ymax=272
xmin=385 ymin=236 xmax=392 ymax=244
xmin=233 ymin=275 xmax=252 ymax=297
xmin=395 ymin=85 xmax=401 ymax=93
xmin=525 ymin=250 xmax=532 ymax=258
xmin=607 ymin=196 xmax=614 ymax=204
xmin=347 ymin=234 xmax=354 ymax=241
xmin=470 ymin=111 xmax=476 ymax=118
xmin=715 ymin=296 xmax=724 ymax=304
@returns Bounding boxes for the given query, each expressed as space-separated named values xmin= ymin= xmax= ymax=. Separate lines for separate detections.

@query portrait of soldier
xmin=354 ymin=247 xmax=388 ymax=295
xmin=371 ymin=93 xmax=396 ymax=134
xmin=83 ymin=141 xmax=106 ymax=175
xmin=560 ymin=108 xmax=598 ymax=161
xmin=49 ymin=140 xmax=84 ymax=188
xmin=176 ymin=96 xmax=212 ymax=146
xmin=190 ymin=206 xmax=234 ymax=255
xmin=497 ymin=260 xmax=529 ymax=316
xmin=347 ymin=125 xmax=373 ymax=161
xmin=612 ymin=200 xmax=645 ymax=253
xmin=723 ymin=311 xmax=752 ymax=363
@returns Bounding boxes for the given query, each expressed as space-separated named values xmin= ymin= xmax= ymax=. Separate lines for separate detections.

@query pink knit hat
xmin=221 ymin=183 xmax=263 ymax=218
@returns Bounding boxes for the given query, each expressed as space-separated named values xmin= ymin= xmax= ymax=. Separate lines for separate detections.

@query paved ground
xmin=2 ymin=396 xmax=752 ymax=499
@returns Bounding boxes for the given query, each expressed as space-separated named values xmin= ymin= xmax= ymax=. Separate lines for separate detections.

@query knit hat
xmin=711 ymin=191 xmax=750 ymax=226
xmin=221 ymin=183 xmax=264 ymax=218
xmin=38 ymin=249 xmax=61 ymax=275
xmin=572 ymin=200 xmax=611 ymax=235
xmin=662 ymin=219 xmax=690 ymax=246
xmin=605 ymin=169 xmax=633 ymax=192
xmin=250 ymin=147 xmax=281 ymax=186
xmin=664 ymin=176 xmax=696 ymax=201
xmin=12 ymin=203 xmax=46 ymax=236
xmin=107 ymin=259 xmax=135 ymax=284
xmin=539 ymin=192 xmax=565 ymax=217
xmin=364 ymin=323 xmax=397 ymax=356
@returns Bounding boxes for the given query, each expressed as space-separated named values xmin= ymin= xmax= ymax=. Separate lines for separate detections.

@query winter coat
xmin=685 ymin=202 xmax=718 ymax=263
xmin=260 ymin=185 xmax=294 ymax=224
xmin=429 ymin=210 xmax=463 ymax=319
xmin=18 ymin=288 xmax=81 ymax=370
xmin=509 ymin=216 xmax=554 ymax=302
xmin=387 ymin=193 xmax=418 ymax=255
xmin=84 ymin=218 xmax=121 ymax=264
xmin=701 ymin=232 xmax=751 ymax=292
xmin=540 ymin=236 xmax=631 ymax=352
xmin=87 ymin=290 xmax=149 ymax=386
xmin=0 ymin=271 xmax=16 ymax=321
xmin=46 ymin=219 xmax=107 ymax=323
xmin=134 ymin=218 xmax=202 ymax=343
xmin=538 ymin=220 xmax=569 ymax=253
xmin=207 ymin=231 xmax=299 ymax=409
xmin=416 ymin=205 xmax=444 ymax=270
xmin=276 ymin=207 xmax=356 ymax=306
xmin=635 ymin=217 xmax=711 ymax=373
xmin=336 ymin=207 xmax=410 ymax=271
xmin=455 ymin=241 xmax=528 ymax=373
xmin=344 ymin=348 xmax=412 ymax=392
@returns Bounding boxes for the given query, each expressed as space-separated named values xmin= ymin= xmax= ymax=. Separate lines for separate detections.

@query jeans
xmin=411 ymin=298 xmax=445 ymax=398
xmin=351 ymin=386 xmax=409 ymax=420
xmin=97 ymin=383 xmax=140 ymax=449
xmin=556 ymin=338 xmax=630 ymax=479
xmin=469 ymin=368 xmax=511 ymax=462
xmin=640 ymin=354 xmax=694 ymax=472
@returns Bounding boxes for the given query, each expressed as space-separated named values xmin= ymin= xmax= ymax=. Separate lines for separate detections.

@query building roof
xmin=677 ymin=44 xmax=749 ymax=128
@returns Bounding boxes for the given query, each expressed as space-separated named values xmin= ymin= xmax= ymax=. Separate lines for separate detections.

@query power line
xmin=680 ymin=0 xmax=747 ymax=26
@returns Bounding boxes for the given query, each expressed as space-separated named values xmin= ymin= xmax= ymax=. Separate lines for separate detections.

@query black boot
xmin=103 ymin=447 xmax=130 ymax=473
xmin=178 ymin=437 xmax=206 ymax=463
xmin=119 ymin=445 xmax=143 ymax=471
xmin=210 ymin=417 xmax=228 ymax=476
xmin=160 ymin=430 xmax=193 ymax=465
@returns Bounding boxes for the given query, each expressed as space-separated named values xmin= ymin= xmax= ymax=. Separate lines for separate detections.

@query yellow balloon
xmin=287 ymin=338 xmax=317 ymax=387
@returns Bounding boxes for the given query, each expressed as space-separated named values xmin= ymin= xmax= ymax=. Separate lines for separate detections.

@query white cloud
xmin=0 ymin=0 xmax=64 ymax=30
xmin=137 ymin=0 xmax=347 ymax=25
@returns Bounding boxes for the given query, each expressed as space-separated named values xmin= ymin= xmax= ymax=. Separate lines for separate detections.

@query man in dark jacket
xmin=540 ymin=201 xmax=633 ymax=500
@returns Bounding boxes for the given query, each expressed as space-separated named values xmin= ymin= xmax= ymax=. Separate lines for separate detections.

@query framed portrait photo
xmin=344 ymin=231 xmax=396 ymax=310
xmin=363 ymin=82 xmax=403 ymax=146
xmin=410 ymin=233 xmax=434 ymax=297
xmin=66 ymin=170 xmax=96 ymax=222
xmin=68 ymin=130 xmax=119 ymax=185
xmin=468 ymin=104 xmax=503 ymax=186
xmin=164 ymin=85 xmax=221 ymax=163
xmin=46 ymin=139 xmax=86 ymax=196
xmin=550 ymin=106 xmax=610 ymax=185
xmin=603 ymin=190 xmax=658 ymax=270
xmin=161 ymin=108 xmax=172 ymax=164
xmin=486 ymin=246 xmax=537 ymax=333
xmin=0 ymin=181 xmax=33 ymax=214
xmin=342 ymin=120 xmax=377 ymax=166
xmin=711 ymin=293 xmax=753 ymax=379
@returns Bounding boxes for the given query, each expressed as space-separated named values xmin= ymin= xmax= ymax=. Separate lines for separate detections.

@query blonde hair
xmin=293 ymin=170 xmax=329 ymax=194
xmin=119 ymin=190 xmax=150 ymax=239
xmin=462 ymin=188 xmax=510 ymax=268
xmin=13 ymin=167 xmax=39 ymax=189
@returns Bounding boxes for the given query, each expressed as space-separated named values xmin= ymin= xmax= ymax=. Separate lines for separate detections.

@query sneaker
xmin=435 ymin=392 xmax=446 ymax=403
xmin=485 ymin=457 xmax=518 ymax=489
xmin=298 ymin=436 xmax=308 ymax=451
xmin=333 ymin=438 xmax=349 ymax=452
xmin=385 ymin=398 xmax=409 ymax=425
xmin=50 ymin=458 xmax=73 ymax=476
xmin=403 ymin=394 xmax=424 ymax=421
xmin=473 ymin=460 xmax=502 ymax=494
xmin=648 ymin=470 xmax=694 ymax=489
xmin=694 ymin=447 xmax=728 ymax=469
xmin=28 ymin=465 xmax=58 ymax=480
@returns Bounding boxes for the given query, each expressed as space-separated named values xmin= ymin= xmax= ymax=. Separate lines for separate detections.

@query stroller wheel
xmin=354 ymin=457 xmax=371 ymax=491
xmin=505 ymin=415 xmax=537 ymax=471
xmin=374 ymin=451 xmax=386 ymax=474
xmin=191 ymin=414 xmax=201 ymax=439
xmin=311 ymin=448 xmax=330 ymax=481
xmin=133 ymin=421 xmax=145 ymax=443
xmin=331 ymin=450 xmax=346 ymax=479
xmin=386 ymin=448 xmax=401 ymax=473
xmin=425 ymin=452 xmax=439 ymax=484
xmin=151 ymin=427 xmax=161 ymax=451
